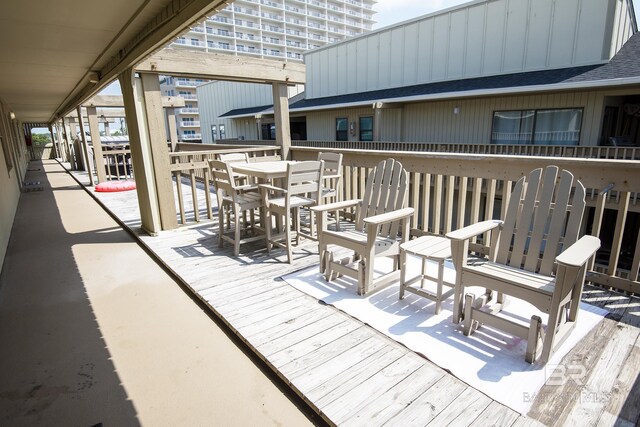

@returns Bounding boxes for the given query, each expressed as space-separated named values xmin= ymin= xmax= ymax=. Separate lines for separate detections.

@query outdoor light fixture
xmin=453 ymin=106 xmax=461 ymax=115
xmin=88 ymin=71 xmax=100 ymax=84
xmin=9 ymin=112 xmax=16 ymax=120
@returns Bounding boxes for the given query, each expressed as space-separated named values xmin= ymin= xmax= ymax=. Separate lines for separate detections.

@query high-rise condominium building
xmin=161 ymin=0 xmax=377 ymax=141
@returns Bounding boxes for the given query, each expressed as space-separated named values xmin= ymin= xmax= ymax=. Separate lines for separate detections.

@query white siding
xmin=396 ymin=90 xmax=609 ymax=146
xmin=305 ymin=107 xmax=375 ymax=141
xmin=197 ymin=82 xmax=274 ymax=144
xmin=302 ymin=88 xmax=640 ymax=147
xmin=305 ymin=0 xmax=636 ymax=99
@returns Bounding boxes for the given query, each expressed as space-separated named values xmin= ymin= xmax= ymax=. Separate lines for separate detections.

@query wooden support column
xmin=47 ymin=125 xmax=59 ymax=159
xmin=272 ymin=82 xmax=291 ymax=160
xmin=104 ymin=121 xmax=111 ymax=136
xmin=54 ymin=122 xmax=64 ymax=161
xmin=119 ymin=69 xmax=177 ymax=233
xmin=67 ymin=117 xmax=82 ymax=170
xmin=167 ymin=108 xmax=178 ymax=151
xmin=373 ymin=103 xmax=382 ymax=142
xmin=86 ymin=107 xmax=108 ymax=183
xmin=76 ymin=106 xmax=95 ymax=186
xmin=61 ymin=117 xmax=73 ymax=164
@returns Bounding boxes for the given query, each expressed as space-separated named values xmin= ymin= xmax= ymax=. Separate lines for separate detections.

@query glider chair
xmin=446 ymin=166 xmax=600 ymax=364
xmin=260 ymin=161 xmax=324 ymax=264
xmin=210 ymin=159 xmax=264 ymax=256
xmin=312 ymin=158 xmax=414 ymax=296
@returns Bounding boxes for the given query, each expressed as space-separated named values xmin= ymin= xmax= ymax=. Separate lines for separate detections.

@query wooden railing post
xmin=76 ymin=107 xmax=94 ymax=185
xmin=86 ymin=107 xmax=107 ymax=183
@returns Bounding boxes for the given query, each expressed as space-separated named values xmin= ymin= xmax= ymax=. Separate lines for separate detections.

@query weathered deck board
xmin=69 ymin=167 xmax=640 ymax=427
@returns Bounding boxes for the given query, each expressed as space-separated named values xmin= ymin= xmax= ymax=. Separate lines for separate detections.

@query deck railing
xmin=291 ymin=140 xmax=640 ymax=160
xmin=169 ymin=144 xmax=281 ymax=224
xmin=101 ymin=144 xmax=134 ymax=181
xmin=30 ymin=143 xmax=56 ymax=160
xmin=290 ymin=146 xmax=640 ymax=296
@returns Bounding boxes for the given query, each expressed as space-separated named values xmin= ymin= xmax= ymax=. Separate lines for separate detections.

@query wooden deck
xmin=69 ymin=167 xmax=640 ymax=427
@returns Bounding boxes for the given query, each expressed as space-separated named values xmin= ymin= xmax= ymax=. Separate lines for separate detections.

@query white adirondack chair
xmin=312 ymin=158 xmax=414 ymax=295
xmin=447 ymin=166 xmax=600 ymax=364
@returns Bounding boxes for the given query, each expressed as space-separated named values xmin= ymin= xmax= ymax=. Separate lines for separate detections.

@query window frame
xmin=490 ymin=107 xmax=584 ymax=146
xmin=335 ymin=117 xmax=348 ymax=141
xmin=359 ymin=115 xmax=374 ymax=142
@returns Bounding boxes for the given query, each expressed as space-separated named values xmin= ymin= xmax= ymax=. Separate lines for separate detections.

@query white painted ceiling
xmin=0 ymin=0 xmax=181 ymax=123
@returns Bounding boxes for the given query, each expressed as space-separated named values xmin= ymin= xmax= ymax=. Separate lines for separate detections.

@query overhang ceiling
xmin=0 ymin=0 xmax=226 ymax=123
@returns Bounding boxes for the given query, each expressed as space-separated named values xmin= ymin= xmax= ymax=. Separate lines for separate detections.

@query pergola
xmin=0 ymin=0 xmax=304 ymax=235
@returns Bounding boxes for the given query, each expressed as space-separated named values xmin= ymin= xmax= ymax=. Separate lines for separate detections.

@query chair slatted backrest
xmin=218 ymin=152 xmax=249 ymax=163
xmin=317 ymin=152 xmax=343 ymax=178
xmin=356 ymin=158 xmax=408 ymax=238
xmin=496 ymin=166 xmax=586 ymax=276
xmin=286 ymin=161 xmax=324 ymax=200
xmin=209 ymin=159 xmax=237 ymax=200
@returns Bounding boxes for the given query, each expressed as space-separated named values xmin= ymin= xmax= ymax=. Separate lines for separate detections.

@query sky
xmin=98 ymin=0 xmax=640 ymax=97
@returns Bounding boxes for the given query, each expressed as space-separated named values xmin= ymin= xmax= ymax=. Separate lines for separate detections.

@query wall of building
xmin=198 ymin=81 xmax=304 ymax=143
xmin=304 ymin=88 xmax=640 ymax=145
xmin=0 ymin=101 xmax=25 ymax=272
xmin=198 ymin=81 xmax=274 ymax=143
xmin=305 ymin=0 xmax=636 ymax=99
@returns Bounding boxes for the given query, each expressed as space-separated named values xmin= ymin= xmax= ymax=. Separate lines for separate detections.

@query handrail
xmin=292 ymin=140 xmax=640 ymax=160
xmin=289 ymin=145 xmax=640 ymax=295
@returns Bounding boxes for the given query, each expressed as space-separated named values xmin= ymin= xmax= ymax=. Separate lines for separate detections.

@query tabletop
xmin=230 ymin=160 xmax=296 ymax=180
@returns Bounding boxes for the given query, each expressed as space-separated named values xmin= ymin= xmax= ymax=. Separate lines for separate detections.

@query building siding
xmin=305 ymin=0 xmax=636 ymax=100
xmin=301 ymin=88 xmax=640 ymax=146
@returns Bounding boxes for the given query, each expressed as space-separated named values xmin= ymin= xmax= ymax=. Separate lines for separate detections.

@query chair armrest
xmin=311 ymin=199 xmax=361 ymax=213
xmin=236 ymin=183 xmax=259 ymax=192
xmin=556 ymin=235 xmax=601 ymax=268
xmin=259 ymin=183 xmax=286 ymax=194
xmin=363 ymin=208 xmax=415 ymax=225
xmin=446 ymin=220 xmax=502 ymax=241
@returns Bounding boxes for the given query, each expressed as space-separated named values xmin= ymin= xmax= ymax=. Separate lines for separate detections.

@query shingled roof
xmin=219 ymin=32 xmax=640 ymax=117
xmin=288 ymin=32 xmax=640 ymax=111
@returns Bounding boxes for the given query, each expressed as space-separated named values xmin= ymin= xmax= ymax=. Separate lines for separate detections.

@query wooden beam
xmin=272 ymin=83 xmax=291 ymax=160
xmin=140 ymin=72 xmax=178 ymax=230
xmin=83 ymin=95 xmax=185 ymax=108
xmin=68 ymin=108 xmax=126 ymax=119
xmin=53 ymin=0 xmax=228 ymax=120
xmin=86 ymin=107 xmax=108 ymax=183
xmin=136 ymin=49 xmax=306 ymax=84
xmin=76 ymin=106 xmax=95 ymax=186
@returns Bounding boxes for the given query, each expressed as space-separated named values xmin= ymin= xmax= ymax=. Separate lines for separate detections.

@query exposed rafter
xmin=135 ymin=49 xmax=306 ymax=84
xmin=53 ymin=0 xmax=228 ymax=122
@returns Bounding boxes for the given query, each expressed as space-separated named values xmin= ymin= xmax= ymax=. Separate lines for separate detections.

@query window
xmin=183 ymin=130 xmax=195 ymax=136
xmin=359 ymin=116 xmax=373 ymax=141
xmin=336 ymin=118 xmax=348 ymax=141
xmin=219 ymin=124 xmax=226 ymax=139
xmin=211 ymin=125 xmax=217 ymax=142
xmin=491 ymin=108 xmax=583 ymax=146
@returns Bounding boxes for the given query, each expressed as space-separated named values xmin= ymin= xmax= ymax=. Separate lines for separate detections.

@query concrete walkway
xmin=0 ymin=160 xmax=317 ymax=426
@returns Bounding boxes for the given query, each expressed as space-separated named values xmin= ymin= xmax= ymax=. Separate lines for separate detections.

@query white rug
xmin=282 ymin=256 xmax=607 ymax=414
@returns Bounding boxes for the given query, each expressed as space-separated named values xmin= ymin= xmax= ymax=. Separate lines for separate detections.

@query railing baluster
xmin=422 ymin=173 xmax=431 ymax=233
xmin=608 ymin=191 xmax=630 ymax=277
xmin=444 ymin=175 xmax=455 ymax=233
xmin=411 ymin=172 xmax=420 ymax=229
xmin=433 ymin=175 xmax=443 ymax=235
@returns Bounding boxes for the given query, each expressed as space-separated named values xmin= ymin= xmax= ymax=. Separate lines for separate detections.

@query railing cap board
xmin=291 ymin=146 xmax=640 ymax=193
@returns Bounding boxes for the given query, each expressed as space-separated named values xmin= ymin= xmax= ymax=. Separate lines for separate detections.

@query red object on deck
xmin=95 ymin=180 xmax=137 ymax=192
